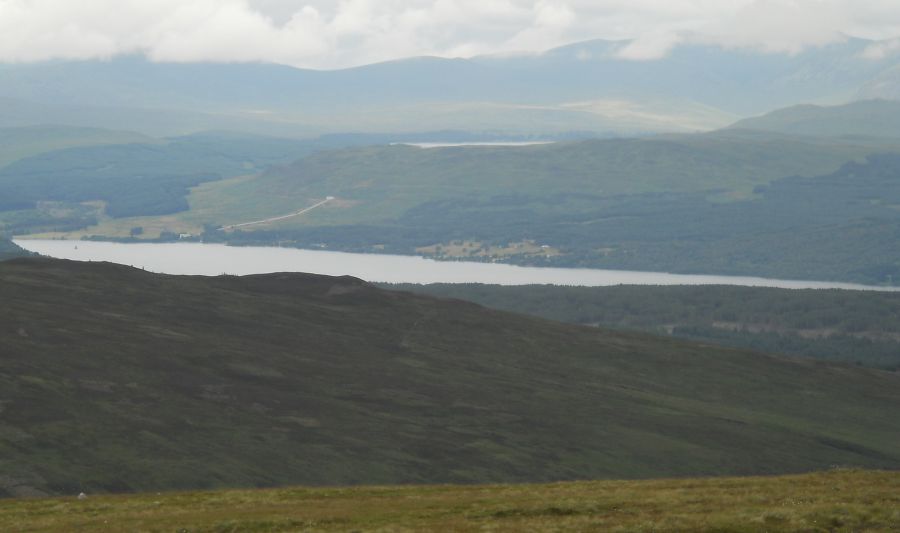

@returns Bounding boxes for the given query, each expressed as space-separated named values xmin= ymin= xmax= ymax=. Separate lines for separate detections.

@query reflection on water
xmin=14 ymin=239 xmax=900 ymax=291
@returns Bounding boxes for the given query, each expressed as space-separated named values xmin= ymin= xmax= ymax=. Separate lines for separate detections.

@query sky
xmin=1 ymin=0 xmax=900 ymax=69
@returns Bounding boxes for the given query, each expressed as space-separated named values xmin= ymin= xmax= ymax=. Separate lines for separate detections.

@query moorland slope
xmin=391 ymin=283 xmax=900 ymax=370
xmin=1 ymin=258 xmax=900 ymax=496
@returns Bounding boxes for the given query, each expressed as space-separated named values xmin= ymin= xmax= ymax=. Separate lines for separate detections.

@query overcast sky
xmin=1 ymin=0 xmax=900 ymax=69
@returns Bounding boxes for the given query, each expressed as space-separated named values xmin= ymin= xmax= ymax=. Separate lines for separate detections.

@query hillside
xmin=388 ymin=284 xmax=900 ymax=370
xmin=2 ymin=258 xmax=900 ymax=496
xmin=0 ymin=125 xmax=153 ymax=169
xmin=2 ymin=470 xmax=897 ymax=531
xmin=0 ymin=130 xmax=562 ymax=237
xmin=72 ymin=130 xmax=890 ymax=238
xmin=0 ymin=238 xmax=27 ymax=261
xmin=180 ymin=138 xmax=900 ymax=285
xmin=728 ymin=100 xmax=900 ymax=138
xmin=16 ymin=127 xmax=900 ymax=284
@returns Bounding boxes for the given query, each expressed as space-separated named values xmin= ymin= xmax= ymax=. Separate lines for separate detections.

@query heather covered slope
xmin=388 ymin=283 xmax=900 ymax=370
xmin=1 ymin=258 xmax=899 ymax=496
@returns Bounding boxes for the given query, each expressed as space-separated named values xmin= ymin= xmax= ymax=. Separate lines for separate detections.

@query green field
xmin=2 ymin=470 xmax=898 ymax=532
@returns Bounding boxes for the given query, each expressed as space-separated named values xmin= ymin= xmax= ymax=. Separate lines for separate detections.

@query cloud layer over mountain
xmin=1 ymin=0 xmax=900 ymax=68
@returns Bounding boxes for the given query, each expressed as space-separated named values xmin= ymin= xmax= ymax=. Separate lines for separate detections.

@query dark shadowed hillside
xmin=1 ymin=258 xmax=900 ymax=496
xmin=0 ymin=239 xmax=27 ymax=261
xmin=388 ymin=283 xmax=900 ymax=370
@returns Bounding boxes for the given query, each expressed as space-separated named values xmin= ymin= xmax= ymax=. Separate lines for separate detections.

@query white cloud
xmin=617 ymin=32 xmax=683 ymax=61
xmin=693 ymin=0 xmax=847 ymax=54
xmin=0 ymin=0 xmax=898 ymax=68
xmin=504 ymin=1 xmax=577 ymax=51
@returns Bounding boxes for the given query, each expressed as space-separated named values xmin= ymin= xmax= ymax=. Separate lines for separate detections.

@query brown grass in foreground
xmin=1 ymin=469 xmax=898 ymax=532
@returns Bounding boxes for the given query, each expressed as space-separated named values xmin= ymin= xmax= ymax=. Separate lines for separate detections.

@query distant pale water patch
xmin=14 ymin=239 xmax=900 ymax=291
xmin=394 ymin=141 xmax=555 ymax=149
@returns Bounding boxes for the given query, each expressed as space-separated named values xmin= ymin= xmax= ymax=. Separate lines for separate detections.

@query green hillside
xmin=0 ymin=133 xmax=303 ymax=218
xmin=192 ymin=131 xmax=878 ymax=228
xmin=0 ymin=125 xmax=153 ymax=169
xmin=13 ymin=127 xmax=900 ymax=284
xmin=82 ymin=129 xmax=886 ymax=239
xmin=729 ymin=100 xmax=900 ymax=138
xmin=0 ymin=133 xmax=310 ymax=236
xmin=2 ymin=258 xmax=900 ymax=496
xmin=2 ymin=470 xmax=898 ymax=532
xmin=388 ymin=283 xmax=900 ymax=370
xmin=189 ymin=139 xmax=900 ymax=284
xmin=0 ymin=130 xmax=550 ymax=238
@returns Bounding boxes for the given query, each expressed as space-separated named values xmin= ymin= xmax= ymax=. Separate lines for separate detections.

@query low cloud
xmin=0 ymin=0 xmax=898 ymax=68
xmin=862 ymin=38 xmax=900 ymax=60
xmin=617 ymin=32 xmax=683 ymax=61
xmin=693 ymin=0 xmax=847 ymax=55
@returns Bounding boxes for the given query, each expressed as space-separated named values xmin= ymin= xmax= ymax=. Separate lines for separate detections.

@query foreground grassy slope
xmin=389 ymin=283 xmax=900 ymax=370
xmin=3 ymin=470 xmax=898 ymax=532
xmin=2 ymin=259 xmax=900 ymax=497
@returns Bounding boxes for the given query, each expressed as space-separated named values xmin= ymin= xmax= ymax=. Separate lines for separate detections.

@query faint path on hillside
xmin=218 ymin=196 xmax=335 ymax=231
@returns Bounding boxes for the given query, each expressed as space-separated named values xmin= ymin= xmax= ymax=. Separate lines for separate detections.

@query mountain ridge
xmin=2 ymin=38 xmax=899 ymax=136
xmin=728 ymin=99 xmax=900 ymax=138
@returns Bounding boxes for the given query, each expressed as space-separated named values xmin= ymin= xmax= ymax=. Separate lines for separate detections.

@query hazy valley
xmin=2 ymin=11 xmax=900 ymax=531
xmin=6 ymin=102 xmax=900 ymax=284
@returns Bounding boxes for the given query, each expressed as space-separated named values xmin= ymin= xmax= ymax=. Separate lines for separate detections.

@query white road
xmin=218 ymin=196 xmax=335 ymax=231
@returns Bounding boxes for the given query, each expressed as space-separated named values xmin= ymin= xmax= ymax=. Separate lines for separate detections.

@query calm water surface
xmin=14 ymin=239 xmax=900 ymax=291
xmin=395 ymin=141 xmax=555 ymax=149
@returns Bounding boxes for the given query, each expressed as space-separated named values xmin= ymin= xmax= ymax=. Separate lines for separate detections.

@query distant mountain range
xmin=2 ymin=38 xmax=900 ymax=136
xmin=2 ymin=258 xmax=899 ymax=496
